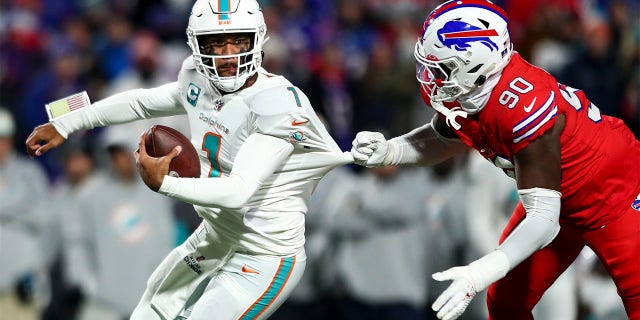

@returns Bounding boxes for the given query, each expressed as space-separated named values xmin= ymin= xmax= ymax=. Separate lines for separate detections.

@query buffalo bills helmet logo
xmin=437 ymin=20 xmax=499 ymax=52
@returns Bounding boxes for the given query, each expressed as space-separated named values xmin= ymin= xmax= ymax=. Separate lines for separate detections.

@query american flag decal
xmin=45 ymin=91 xmax=92 ymax=120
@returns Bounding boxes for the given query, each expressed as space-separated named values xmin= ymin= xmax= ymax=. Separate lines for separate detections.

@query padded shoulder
xmin=243 ymin=77 xmax=314 ymax=144
xmin=487 ymin=56 xmax=561 ymax=153
xmin=181 ymin=57 xmax=196 ymax=70
xmin=249 ymin=86 xmax=305 ymax=116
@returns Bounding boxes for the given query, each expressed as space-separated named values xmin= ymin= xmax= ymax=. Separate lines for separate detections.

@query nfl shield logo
xmin=214 ymin=98 xmax=224 ymax=111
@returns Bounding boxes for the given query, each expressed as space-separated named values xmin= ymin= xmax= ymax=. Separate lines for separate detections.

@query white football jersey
xmin=175 ymin=58 xmax=351 ymax=256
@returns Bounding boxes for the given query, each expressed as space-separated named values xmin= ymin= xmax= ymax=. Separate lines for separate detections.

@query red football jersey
xmin=425 ymin=53 xmax=640 ymax=227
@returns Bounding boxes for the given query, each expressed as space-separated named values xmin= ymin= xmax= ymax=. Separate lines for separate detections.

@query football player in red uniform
xmin=351 ymin=1 xmax=640 ymax=319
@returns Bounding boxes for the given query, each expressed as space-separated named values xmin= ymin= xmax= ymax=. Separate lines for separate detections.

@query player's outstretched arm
xmin=26 ymin=83 xmax=183 ymax=158
xmin=52 ymin=83 xmax=184 ymax=138
xmin=350 ymin=115 xmax=468 ymax=168
xmin=25 ymin=123 xmax=66 ymax=157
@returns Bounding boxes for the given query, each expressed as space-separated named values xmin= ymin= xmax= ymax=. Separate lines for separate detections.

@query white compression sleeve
xmin=158 ymin=133 xmax=294 ymax=209
xmin=498 ymin=187 xmax=561 ymax=268
xmin=52 ymin=82 xmax=184 ymax=138
xmin=386 ymin=116 xmax=468 ymax=166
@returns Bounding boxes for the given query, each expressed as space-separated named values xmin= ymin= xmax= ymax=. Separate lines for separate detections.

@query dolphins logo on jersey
xmin=289 ymin=130 xmax=307 ymax=143
xmin=437 ymin=20 xmax=499 ymax=52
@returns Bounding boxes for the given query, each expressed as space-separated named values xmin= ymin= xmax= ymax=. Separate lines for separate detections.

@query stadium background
xmin=0 ymin=0 xmax=638 ymax=319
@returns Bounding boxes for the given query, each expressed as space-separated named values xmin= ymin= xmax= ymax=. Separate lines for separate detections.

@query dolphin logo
xmin=438 ymin=20 xmax=499 ymax=52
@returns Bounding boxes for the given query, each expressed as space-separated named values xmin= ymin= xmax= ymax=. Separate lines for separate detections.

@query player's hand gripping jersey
xmin=423 ymin=52 xmax=640 ymax=228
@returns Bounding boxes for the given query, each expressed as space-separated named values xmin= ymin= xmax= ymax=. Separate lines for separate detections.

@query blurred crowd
xmin=0 ymin=0 xmax=638 ymax=319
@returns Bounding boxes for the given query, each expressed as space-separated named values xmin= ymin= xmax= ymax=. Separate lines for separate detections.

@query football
xmin=143 ymin=125 xmax=200 ymax=178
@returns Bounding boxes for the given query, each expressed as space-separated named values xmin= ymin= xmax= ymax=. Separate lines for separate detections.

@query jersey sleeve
xmin=495 ymin=80 xmax=559 ymax=155
xmin=51 ymin=82 xmax=184 ymax=138
xmin=248 ymin=86 xmax=315 ymax=147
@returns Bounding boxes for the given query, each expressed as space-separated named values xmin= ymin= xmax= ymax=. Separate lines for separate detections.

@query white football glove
xmin=431 ymin=266 xmax=477 ymax=320
xmin=432 ymin=250 xmax=510 ymax=320
xmin=350 ymin=131 xmax=394 ymax=167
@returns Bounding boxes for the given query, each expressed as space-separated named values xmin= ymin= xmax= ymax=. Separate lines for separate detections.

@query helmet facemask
xmin=415 ymin=41 xmax=468 ymax=103
xmin=189 ymin=30 xmax=263 ymax=92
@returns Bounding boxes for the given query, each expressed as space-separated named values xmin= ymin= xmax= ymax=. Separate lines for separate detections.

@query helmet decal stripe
xmin=442 ymin=29 xmax=499 ymax=39
xmin=219 ymin=0 xmax=230 ymax=21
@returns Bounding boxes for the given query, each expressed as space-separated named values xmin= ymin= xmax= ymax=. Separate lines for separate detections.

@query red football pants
xmin=486 ymin=203 xmax=640 ymax=320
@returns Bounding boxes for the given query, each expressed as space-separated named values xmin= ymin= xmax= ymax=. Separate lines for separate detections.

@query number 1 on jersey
xmin=202 ymin=133 xmax=222 ymax=177
xmin=287 ymin=86 xmax=302 ymax=107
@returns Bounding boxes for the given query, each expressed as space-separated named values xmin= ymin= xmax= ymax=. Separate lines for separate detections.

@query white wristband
xmin=468 ymin=249 xmax=510 ymax=292
xmin=387 ymin=136 xmax=420 ymax=165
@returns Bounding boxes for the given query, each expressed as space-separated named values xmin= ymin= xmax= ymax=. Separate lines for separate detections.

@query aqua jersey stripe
xmin=240 ymin=257 xmax=294 ymax=320
xmin=219 ymin=0 xmax=230 ymax=20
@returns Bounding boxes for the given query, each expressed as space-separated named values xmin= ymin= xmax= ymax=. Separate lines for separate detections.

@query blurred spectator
xmin=334 ymin=0 xmax=377 ymax=79
xmin=0 ymin=107 xmax=51 ymax=320
xmin=527 ymin=8 xmax=581 ymax=76
xmin=45 ymin=131 xmax=101 ymax=320
xmin=352 ymin=40 xmax=416 ymax=136
xmin=304 ymin=44 xmax=355 ymax=150
xmin=0 ymin=3 xmax=48 ymax=142
xmin=332 ymin=166 xmax=433 ymax=320
xmin=94 ymin=15 xmax=133 ymax=81
xmin=17 ymin=44 xmax=88 ymax=181
xmin=503 ymin=0 xmax=582 ymax=48
xmin=59 ymin=125 xmax=176 ymax=319
xmin=558 ymin=21 xmax=625 ymax=118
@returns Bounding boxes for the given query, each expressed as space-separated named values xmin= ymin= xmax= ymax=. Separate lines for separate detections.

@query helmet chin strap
xmin=431 ymin=99 xmax=467 ymax=130
xmin=457 ymin=70 xmax=502 ymax=114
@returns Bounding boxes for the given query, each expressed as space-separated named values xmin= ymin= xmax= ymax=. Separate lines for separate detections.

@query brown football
xmin=144 ymin=125 xmax=200 ymax=178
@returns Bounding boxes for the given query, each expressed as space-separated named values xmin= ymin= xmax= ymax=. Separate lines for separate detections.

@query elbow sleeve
xmin=498 ymin=187 xmax=561 ymax=268
xmin=387 ymin=116 xmax=467 ymax=166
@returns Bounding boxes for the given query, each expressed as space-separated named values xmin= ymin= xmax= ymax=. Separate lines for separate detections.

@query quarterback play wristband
xmin=45 ymin=91 xmax=92 ymax=121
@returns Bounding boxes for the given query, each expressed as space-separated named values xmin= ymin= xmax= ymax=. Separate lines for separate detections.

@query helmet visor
xmin=414 ymin=42 xmax=463 ymax=101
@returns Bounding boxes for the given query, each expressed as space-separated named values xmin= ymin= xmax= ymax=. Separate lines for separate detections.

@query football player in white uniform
xmin=25 ymin=0 xmax=352 ymax=319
